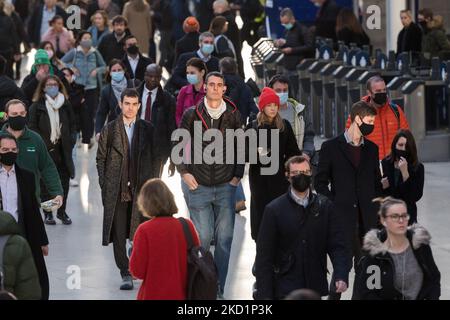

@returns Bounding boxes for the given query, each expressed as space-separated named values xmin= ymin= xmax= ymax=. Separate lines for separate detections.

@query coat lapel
xmin=112 ymin=118 xmax=125 ymax=157
xmin=337 ymin=134 xmax=356 ymax=169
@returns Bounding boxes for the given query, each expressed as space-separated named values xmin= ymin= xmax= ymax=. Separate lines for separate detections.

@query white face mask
xmin=46 ymin=50 xmax=54 ymax=59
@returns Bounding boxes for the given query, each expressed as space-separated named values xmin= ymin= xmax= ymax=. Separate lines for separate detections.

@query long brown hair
xmin=137 ymin=178 xmax=178 ymax=218
xmin=33 ymin=75 xmax=68 ymax=102
xmin=256 ymin=111 xmax=285 ymax=131
xmin=389 ymin=129 xmax=419 ymax=168
xmin=336 ymin=8 xmax=364 ymax=34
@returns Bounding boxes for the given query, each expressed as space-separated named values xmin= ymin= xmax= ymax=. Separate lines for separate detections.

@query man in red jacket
xmin=346 ymin=76 xmax=409 ymax=159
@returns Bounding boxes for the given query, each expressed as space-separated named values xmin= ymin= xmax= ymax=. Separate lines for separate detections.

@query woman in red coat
xmin=130 ymin=179 xmax=200 ymax=300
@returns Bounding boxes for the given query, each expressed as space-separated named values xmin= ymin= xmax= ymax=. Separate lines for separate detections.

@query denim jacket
xmin=61 ymin=46 xmax=106 ymax=90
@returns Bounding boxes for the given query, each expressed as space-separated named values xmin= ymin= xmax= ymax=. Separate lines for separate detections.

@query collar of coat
xmin=363 ymin=224 xmax=431 ymax=257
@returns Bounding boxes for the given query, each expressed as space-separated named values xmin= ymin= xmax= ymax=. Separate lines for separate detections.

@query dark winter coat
xmin=27 ymin=4 xmax=67 ymax=46
xmin=28 ymin=98 xmax=76 ymax=178
xmin=0 ymin=211 xmax=41 ymax=300
xmin=0 ymin=75 xmax=27 ymax=112
xmin=66 ymin=82 xmax=85 ymax=132
xmin=15 ymin=165 xmax=50 ymax=300
xmin=175 ymin=99 xmax=244 ymax=186
xmin=255 ymin=190 xmax=352 ymax=299
xmin=337 ymin=27 xmax=371 ymax=48
xmin=97 ymin=30 xmax=131 ymax=65
xmin=397 ymin=22 xmax=422 ymax=54
xmin=0 ymin=12 xmax=20 ymax=57
xmin=281 ymin=21 xmax=314 ymax=71
xmin=314 ymin=133 xmax=383 ymax=241
xmin=96 ymin=117 xmax=157 ymax=246
xmin=122 ymin=54 xmax=153 ymax=82
xmin=246 ymin=119 xmax=301 ymax=240
xmin=381 ymin=157 xmax=424 ymax=224
xmin=352 ymin=225 xmax=441 ymax=300
xmin=95 ymin=79 xmax=140 ymax=134
xmin=174 ymin=32 xmax=200 ymax=64
xmin=314 ymin=0 xmax=341 ymax=42
xmin=223 ymin=73 xmax=258 ymax=124
xmin=422 ymin=27 xmax=450 ymax=60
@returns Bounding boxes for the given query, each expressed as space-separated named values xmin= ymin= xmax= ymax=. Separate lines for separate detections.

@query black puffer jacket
xmin=175 ymin=98 xmax=244 ymax=186
xmin=352 ymin=225 xmax=441 ymax=300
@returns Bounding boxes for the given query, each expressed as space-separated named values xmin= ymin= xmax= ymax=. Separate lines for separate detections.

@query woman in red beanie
xmin=246 ymin=87 xmax=301 ymax=241
xmin=129 ymin=179 xmax=200 ymax=300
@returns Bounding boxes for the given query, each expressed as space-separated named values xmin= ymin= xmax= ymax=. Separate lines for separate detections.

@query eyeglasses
xmin=386 ymin=214 xmax=410 ymax=222
xmin=290 ymin=170 xmax=312 ymax=176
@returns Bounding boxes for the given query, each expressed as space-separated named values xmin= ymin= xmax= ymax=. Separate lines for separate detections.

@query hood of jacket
xmin=363 ymin=224 xmax=431 ymax=257
xmin=0 ymin=210 xmax=21 ymax=236
xmin=288 ymin=98 xmax=306 ymax=113
xmin=76 ymin=46 xmax=97 ymax=55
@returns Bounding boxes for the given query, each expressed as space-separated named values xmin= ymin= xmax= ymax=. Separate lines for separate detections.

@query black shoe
xmin=120 ymin=275 xmax=134 ymax=290
xmin=57 ymin=212 xmax=72 ymax=225
xmin=44 ymin=213 xmax=56 ymax=225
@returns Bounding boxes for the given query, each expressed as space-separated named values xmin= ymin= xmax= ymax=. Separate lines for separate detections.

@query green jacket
xmin=0 ymin=211 xmax=41 ymax=300
xmin=1 ymin=125 xmax=63 ymax=201
xmin=422 ymin=27 xmax=450 ymax=59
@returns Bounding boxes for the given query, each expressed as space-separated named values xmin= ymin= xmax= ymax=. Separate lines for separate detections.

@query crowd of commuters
xmin=0 ymin=0 xmax=445 ymax=302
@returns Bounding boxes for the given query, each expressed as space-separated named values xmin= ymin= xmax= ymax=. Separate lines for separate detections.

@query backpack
xmin=178 ymin=217 xmax=218 ymax=300
xmin=0 ymin=235 xmax=11 ymax=291
xmin=388 ymin=101 xmax=401 ymax=128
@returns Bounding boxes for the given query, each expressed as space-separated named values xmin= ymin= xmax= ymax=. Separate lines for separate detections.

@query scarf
xmin=204 ymin=98 xmax=227 ymax=120
xmin=45 ymin=93 xmax=65 ymax=144
xmin=111 ymin=77 xmax=127 ymax=104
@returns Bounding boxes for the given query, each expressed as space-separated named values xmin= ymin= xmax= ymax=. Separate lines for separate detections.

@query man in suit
xmin=314 ymin=101 xmax=382 ymax=300
xmin=0 ymin=133 xmax=50 ymax=300
xmin=96 ymin=88 xmax=158 ymax=290
xmin=122 ymin=35 xmax=153 ymax=82
xmin=27 ymin=0 xmax=67 ymax=48
xmin=137 ymin=64 xmax=176 ymax=177
xmin=167 ymin=31 xmax=220 ymax=94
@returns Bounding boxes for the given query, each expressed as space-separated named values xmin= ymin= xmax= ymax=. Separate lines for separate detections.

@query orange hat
xmin=258 ymin=87 xmax=280 ymax=111
xmin=183 ymin=17 xmax=200 ymax=33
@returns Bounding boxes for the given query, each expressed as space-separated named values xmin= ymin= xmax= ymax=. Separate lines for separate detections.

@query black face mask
xmin=127 ymin=45 xmax=139 ymax=55
xmin=419 ymin=21 xmax=428 ymax=30
xmin=8 ymin=116 xmax=27 ymax=131
xmin=0 ymin=152 xmax=17 ymax=166
xmin=291 ymin=174 xmax=311 ymax=193
xmin=372 ymin=92 xmax=388 ymax=105
xmin=358 ymin=122 xmax=375 ymax=136
xmin=395 ymin=149 xmax=408 ymax=160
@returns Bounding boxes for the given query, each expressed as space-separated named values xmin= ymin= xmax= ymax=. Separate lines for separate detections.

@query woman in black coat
xmin=336 ymin=8 xmax=370 ymax=48
xmin=397 ymin=10 xmax=422 ymax=55
xmin=95 ymin=59 xmax=140 ymax=138
xmin=381 ymin=129 xmax=424 ymax=224
xmin=353 ymin=197 xmax=440 ymax=300
xmin=28 ymin=75 xmax=75 ymax=225
xmin=246 ymin=87 xmax=300 ymax=241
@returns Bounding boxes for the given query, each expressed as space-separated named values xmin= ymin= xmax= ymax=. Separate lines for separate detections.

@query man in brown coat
xmin=96 ymin=88 xmax=158 ymax=290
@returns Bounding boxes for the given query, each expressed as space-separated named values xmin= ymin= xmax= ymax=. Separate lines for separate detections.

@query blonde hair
xmin=137 ymin=179 xmax=178 ymax=218
xmin=256 ymin=111 xmax=285 ymax=131
xmin=400 ymin=10 xmax=413 ymax=19
xmin=373 ymin=197 xmax=407 ymax=219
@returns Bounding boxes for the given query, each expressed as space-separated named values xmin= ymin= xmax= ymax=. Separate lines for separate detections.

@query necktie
xmin=55 ymin=34 xmax=60 ymax=54
xmin=145 ymin=92 xmax=152 ymax=122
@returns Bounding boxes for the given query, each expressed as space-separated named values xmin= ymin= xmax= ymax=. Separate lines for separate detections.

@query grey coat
xmin=96 ymin=117 xmax=157 ymax=246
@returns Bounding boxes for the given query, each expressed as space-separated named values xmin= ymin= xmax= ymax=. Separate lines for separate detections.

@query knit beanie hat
xmin=32 ymin=49 xmax=54 ymax=75
xmin=183 ymin=16 xmax=200 ymax=33
xmin=258 ymin=87 xmax=280 ymax=111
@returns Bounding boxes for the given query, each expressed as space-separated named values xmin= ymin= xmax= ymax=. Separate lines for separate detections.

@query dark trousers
xmin=112 ymin=198 xmax=132 ymax=278
xmin=80 ymin=89 xmax=98 ymax=144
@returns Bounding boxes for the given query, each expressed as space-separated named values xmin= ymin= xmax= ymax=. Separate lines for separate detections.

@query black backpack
xmin=178 ymin=218 xmax=218 ymax=300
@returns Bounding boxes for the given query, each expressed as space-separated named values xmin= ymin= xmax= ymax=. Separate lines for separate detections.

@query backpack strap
xmin=178 ymin=217 xmax=194 ymax=250
xmin=0 ymin=235 xmax=11 ymax=290
xmin=389 ymin=102 xmax=400 ymax=128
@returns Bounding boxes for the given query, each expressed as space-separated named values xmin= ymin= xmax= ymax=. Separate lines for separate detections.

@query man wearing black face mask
xmin=122 ymin=35 xmax=153 ymax=82
xmin=316 ymin=101 xmax=383 ymax=300
xmin=255 ymin=155 xmax=351 ymax=300
xmin=0 ymin=133 xmax=50 ymax=300
xmin=346 ymin=76 xmax=410 ymax=159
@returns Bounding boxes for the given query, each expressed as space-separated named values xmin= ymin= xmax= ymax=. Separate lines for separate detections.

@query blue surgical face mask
xmin=282 ymin=23 xmax=293 ymax=30
xmin=277 ymin=92 xmax=289 ymax=105
xmin=201 ymin=43 xmax=214 ymax=55
xmin=111 ymin=71 xmax=125 ymax=82
xmin=45 ymin=85 xmax=59 ymax=98
xmin=187 ymin=74 xmax=199 ymax=85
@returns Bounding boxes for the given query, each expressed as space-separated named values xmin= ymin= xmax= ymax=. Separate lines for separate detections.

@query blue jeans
xmin=182 ymin=181 xmax=237 ymax=294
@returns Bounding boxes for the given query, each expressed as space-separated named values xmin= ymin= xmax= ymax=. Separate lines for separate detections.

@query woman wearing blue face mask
xmin=94 ymin=59 xmax=141 ymax=140
xmin=175 ymin=58 xmax=207 ymax=127
xmin=61 ymin=31 xmax=106 ymax=148
xmin=28 ymin=75 xmax=76 ymax=226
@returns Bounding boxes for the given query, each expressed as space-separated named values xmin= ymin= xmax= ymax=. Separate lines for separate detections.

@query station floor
xmin=43 ymin=143 xmax=450 ymax=300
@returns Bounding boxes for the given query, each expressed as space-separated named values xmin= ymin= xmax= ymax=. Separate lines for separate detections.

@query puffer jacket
xmin=352 ymin=225 xmax=441 ymax=300
xmin=175 ymin=98 xmax=244 ymax=186
xmin=0 ymin=211 xmax=41 ymax=300
xmin=346 ymin=96 xmax=410 ymax=159
xmin=61 ymin=46 xmax=106 ymax=90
